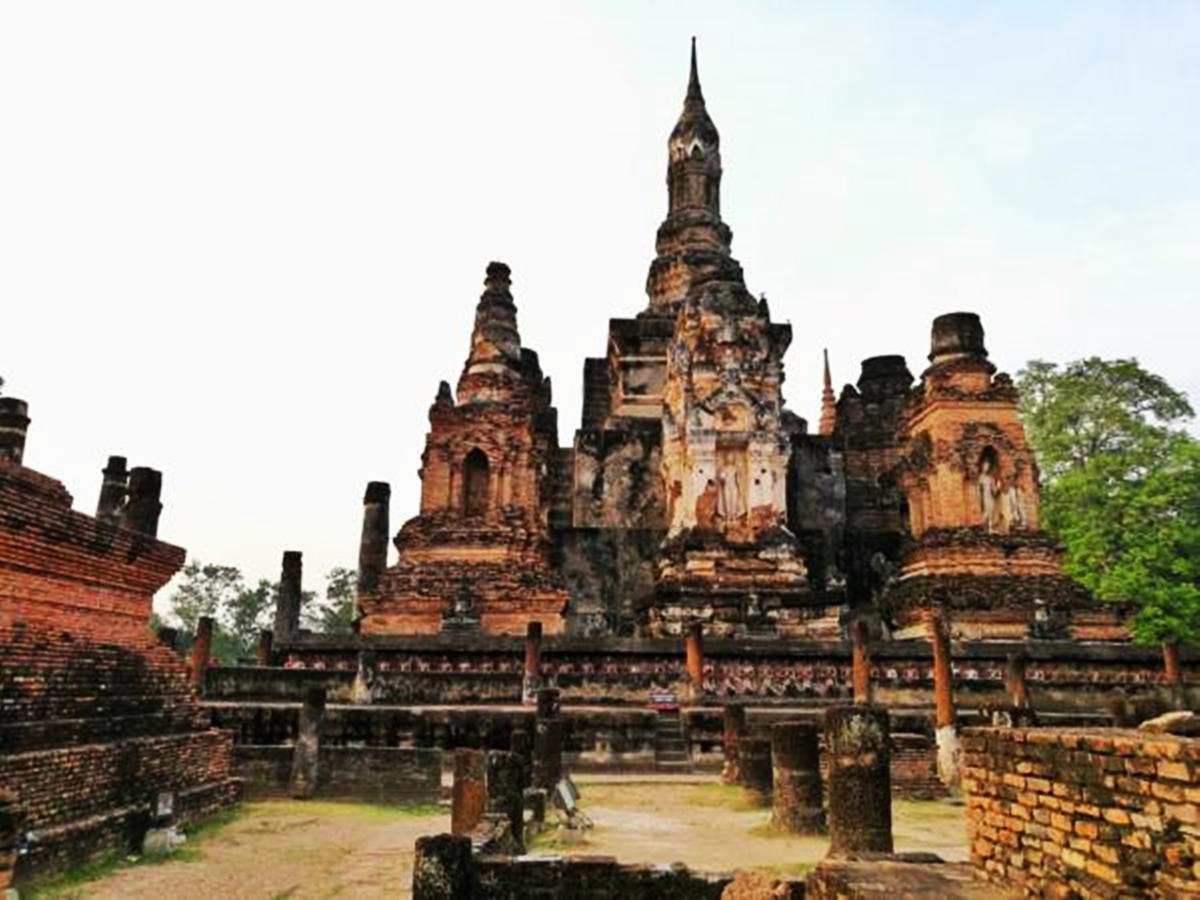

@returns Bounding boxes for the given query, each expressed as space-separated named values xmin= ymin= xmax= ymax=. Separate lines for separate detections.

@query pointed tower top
xmin=457 ymin=261 xmax=524 ymax=404
xmin=687 ymin=36 xmax=703 ymax=103
xmin=819 ymin=348 xmax=837 ymax=437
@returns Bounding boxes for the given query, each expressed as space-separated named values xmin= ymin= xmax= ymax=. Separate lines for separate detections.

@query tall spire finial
xmin=819 ymin=348 xmax=837 ymax=436
xmin=687 ymin=36 xmax=703 ymax=102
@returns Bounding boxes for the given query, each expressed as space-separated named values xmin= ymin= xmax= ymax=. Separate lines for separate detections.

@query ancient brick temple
xmin=357 ymin=262 xmax=570 ymax=636
xmin=0 ymin=391 xmax=240 ymax=884
xmin=356 ymin=42 xmax=1111 ymax=642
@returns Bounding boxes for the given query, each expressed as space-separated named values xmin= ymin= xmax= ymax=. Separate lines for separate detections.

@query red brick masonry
xmin=963 ymin=726 xmax=1199 ymax=897
xmin=1 ymin=457 xmax=241 ymax=884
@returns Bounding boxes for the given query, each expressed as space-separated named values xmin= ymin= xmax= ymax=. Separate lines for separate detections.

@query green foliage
xmin=302 ymin=566 xmax=357 ymax=634
xmin=166 ymin=561 xmax=352 ymax=660
xmin=1017 ymin=357 xmax=1198 ymax=643
xmin=1018 ymin=357 xmax=1193 ymax=480
xmin=1048 ymin=438 xmax=1200 ymax=643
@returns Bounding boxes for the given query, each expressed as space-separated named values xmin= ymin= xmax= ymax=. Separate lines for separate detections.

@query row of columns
xmin=723 ymin=704 xmax=893 ymax=853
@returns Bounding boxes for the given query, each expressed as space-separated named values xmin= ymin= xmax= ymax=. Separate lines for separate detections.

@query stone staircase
xmin=654 ymin=709 xmax=692 ymax=773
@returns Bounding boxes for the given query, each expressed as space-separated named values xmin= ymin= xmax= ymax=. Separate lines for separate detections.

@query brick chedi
xmin=886 ymin=313 xmax=1098 ymax=640
xmin=345 ymin=41 xmax=1108 ymax=644
xmin=357 ymin=262 xmax=570 ymax=636
xmin=0 ymin=389 xmax=240 ymax=884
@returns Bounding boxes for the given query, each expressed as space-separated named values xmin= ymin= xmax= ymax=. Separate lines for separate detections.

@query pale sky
xmin=2 ymin=2 xmax=1197 ymax=608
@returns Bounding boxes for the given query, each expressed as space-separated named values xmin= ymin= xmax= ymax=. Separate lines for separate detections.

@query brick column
xmin=1164 ymin=641 xmax=1185 ymax=708
xmin=0 ymin=397 xmax=30 ymax=465
xmin=851 ymin=617 xmax=872 ymax=704
xmin=289 ymin=686 xmax=325 ymax=799
xmin=825 ymin=704 xmax=893 ymax=856
xmin=522 ymin=622 xmax=543 ymax=705
xmin=356 ymin=481 xmax=391 ymax=618
xmin=451 ymin=749 xmax=487 ymax=835
xmin=412 ymin=833 xmax=474 ymax=900
xmin=122 ymin=467 xmax=163 ymax=536
xmin=685 ymin=621 xmax=704 ymax=697
xmin=532 ymin=688 xmax=562 ymax=790
xmin=510 ymin=727 xmax=532 ymax=791
xmin=256 ymin=629 xmax=273 ymax=666
xmin=770 ymin=721 xmax=824 ymax=834
xmin=1006 ymin=651 xmax=1029 ymax=709
xmin=722 ymin=703 xmax=747 ymax=784
xmin=930 ymin=610 xmax=960 ymax=788
xmin=275 ymin=550 xmax=303 ymax=642
xmin=191 ymin=616 xmax=213 ymax=692
xmin=485 ymin=751 xmax=525 ymax=854
xmin=96 ymin=455 xmax=128 ymax=520
xmin=737 ymin=737 xmax=773 ymax=807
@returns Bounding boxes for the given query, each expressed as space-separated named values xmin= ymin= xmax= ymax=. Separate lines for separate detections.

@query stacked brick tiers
xmin=963 ymin=727 xmax=1199 ymax=896
xmin=887 ymin=314 xmax=1103 ymax=640
xmin=357 ymin=262 xmax=569 ymax=637
xmin=341 ymin=45 xmax=1113 ymax=643
xmin=0 ymin=445 xmax=240 ymax=883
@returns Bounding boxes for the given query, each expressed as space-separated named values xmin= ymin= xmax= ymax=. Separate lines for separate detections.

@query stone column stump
xmin=770 ymin=721 xmax=824 ymax=834
xmin=825 ymin=704 xmax=893 ymax=856
xmin=722 ymin=703 xmax=747 ymax=784
xmin=532 ymin=688 xmax=563 ymax=790
xmin=289 ymin=686 xmax=325 ymax=799
xmin=485 ymin=751 xmax=525 ymax=853
xmin=737 ymin=736 xmax=773 ymax=807
xmin=450 ymin=749 xmax=487 ymax=835
xmin=412 ymin=833 xmax=474 ymax=900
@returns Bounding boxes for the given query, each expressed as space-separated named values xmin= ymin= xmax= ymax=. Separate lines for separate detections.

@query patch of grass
xmin=751 ymin=861 xmax=814 ymax=878
xmin=681 ymin=782 xmax=763 ymax=812
xmin=241 ymin=799 xmax=445 ymax=823
xmin=528 ymin=827 xmax=594 ymax=853
xmin=25 ymin=808 xmax=246 ymax=898
xmin=746 ymin=819 xmax=829 ymax=841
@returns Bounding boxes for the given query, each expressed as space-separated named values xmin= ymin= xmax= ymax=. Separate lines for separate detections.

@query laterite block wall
xmin=963 ymin=726 xmax=1199 ymax=897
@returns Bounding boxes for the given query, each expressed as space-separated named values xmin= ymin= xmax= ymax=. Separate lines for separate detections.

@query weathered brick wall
xmin=0 ymin=459 xmax=240 ymax=885
xmin=1 ymin=620 xmax=207 ymax=751
xmin=0 ymin=463 xmax=184 ymax=641
xmin=232 ymin=746 xmax=441 ymax=803
xmin=273 ymin=633 xmax=1194 ymax=712
xmin=0 ymin=619 xmax=244 ymax=882
xmin=473 ymin=854 xmax=733 ymax=898
xmin=963 ymin=726 xmax=1199 ymax=896
xmin=208 ymin=702 xmax=660 ymax=771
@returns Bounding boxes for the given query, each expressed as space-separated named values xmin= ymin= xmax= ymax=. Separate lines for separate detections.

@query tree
xmin=224 ymin=578 xmax=276 ymax=655
xmin=1017 ymin=358 xmax=1198 ymax=644
xmin=1019 ymin=357 xmax=1193 ymax=479
xmin=167 ymin=561 xmax=243 ymax=637
xmin=166 ymin=562 xmax=275 ymax=662
xmin=303 ymin=566 xmax=357 ymax=634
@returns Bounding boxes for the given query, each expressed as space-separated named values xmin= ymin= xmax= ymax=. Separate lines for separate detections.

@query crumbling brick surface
xmin=358 ymin=263 xmax=569 ymax=638
xmin=963 ymin=726 xmax=1200 ymax=897
xmin=0 ymin=460 xmax=184 ymax=641
xmin=0 ymin=457 xmax=240 ymax=884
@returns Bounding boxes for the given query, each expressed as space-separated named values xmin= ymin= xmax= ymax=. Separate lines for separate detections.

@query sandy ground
xmin=34 ymin=778 xmax=969 ymax=898
xmin=39 ymin=801 xmax=448 ymax=900
xmin=534 ymin=780 xmax=969 ymax=875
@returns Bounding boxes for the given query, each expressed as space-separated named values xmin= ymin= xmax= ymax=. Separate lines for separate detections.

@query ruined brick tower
xmin=346 ymin=42 xmax=1102 ymax=643
xmin=885 ymin=313 xmax=1095 ymax=639
xmin=357 ymin=263 xmax=570 ymax=635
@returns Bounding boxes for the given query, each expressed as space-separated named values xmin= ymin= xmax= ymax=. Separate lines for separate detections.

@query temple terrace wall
xmin=255 ymin=633 xmax=1194 ymax=711
xmin=963 ymin=726 xmax=1199 ymax=896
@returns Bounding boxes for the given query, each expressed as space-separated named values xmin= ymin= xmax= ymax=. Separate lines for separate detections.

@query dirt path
xmin=49 ymin=801 xmax=447 ymax=900
xmin=34 ymin=779 xmax=968 ymax=897
xmin=536 ymin=780 xmax=969 ymax=876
